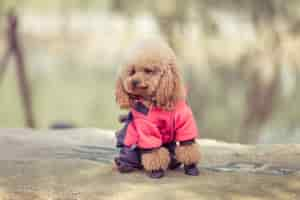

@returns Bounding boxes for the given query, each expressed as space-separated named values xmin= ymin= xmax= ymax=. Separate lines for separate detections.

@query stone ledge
xmin=0 ymin=129 xmax=299 ymax=200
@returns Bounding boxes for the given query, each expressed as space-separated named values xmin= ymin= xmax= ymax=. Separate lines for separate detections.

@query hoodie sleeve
xmin=174 ymin=101 xmax=199 ymax=142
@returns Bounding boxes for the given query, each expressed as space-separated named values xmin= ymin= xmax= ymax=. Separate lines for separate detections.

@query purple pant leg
xmin=163 ymin=142 xmax=181 ymax=169
xmin=115 ymin=112 xmax=142 ymax=172
xmin=115 ymin=146 xmax=142 ymax=172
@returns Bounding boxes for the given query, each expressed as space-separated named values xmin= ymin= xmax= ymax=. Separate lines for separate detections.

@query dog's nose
xmin=131 ymin=80 xmax=140 ymax=87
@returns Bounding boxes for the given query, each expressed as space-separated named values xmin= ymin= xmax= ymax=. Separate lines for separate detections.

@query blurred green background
xmin=1 ymin=0 xmax=300 ymax=144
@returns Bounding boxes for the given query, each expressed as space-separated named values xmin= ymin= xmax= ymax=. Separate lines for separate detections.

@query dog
xmin=114 ymin=38 xmax=200 ymax=178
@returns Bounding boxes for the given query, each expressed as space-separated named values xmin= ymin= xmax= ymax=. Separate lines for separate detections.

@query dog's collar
xmin=133 ymin=101 xmax=149 ymax=115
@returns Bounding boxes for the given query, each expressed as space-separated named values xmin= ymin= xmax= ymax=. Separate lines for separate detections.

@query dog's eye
xmin=129 ymin=68 xmax=135 ymax=76
xmin=144 ymin=68 xmax=153 ymax=74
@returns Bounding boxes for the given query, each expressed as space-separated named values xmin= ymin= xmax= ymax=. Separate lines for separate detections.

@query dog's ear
xmin=156 ymin=63 xmax=185 ymax=110
xmin=115 ymin=77 xmax=131 ymax=109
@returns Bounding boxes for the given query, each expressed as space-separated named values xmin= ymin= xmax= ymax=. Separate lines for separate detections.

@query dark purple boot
xmin=115 ymin=157 xmax=136 ymax=173
xmin=184 ymin=164 xmax=199 ymax=176
xmin=148 ymin=169 xmax=165 ymax=179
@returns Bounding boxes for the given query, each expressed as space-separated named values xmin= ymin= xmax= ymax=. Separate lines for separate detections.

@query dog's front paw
xmin=148 ymin=169 xmax=165 ymax=179
xmin=184 ymin=164 xmax=199 ymax=176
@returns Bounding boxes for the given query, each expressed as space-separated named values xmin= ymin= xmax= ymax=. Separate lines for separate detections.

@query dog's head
xmin=115 ymin=39 xmax=185 ymax=110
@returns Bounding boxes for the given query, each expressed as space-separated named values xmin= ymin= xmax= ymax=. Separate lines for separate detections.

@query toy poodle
xmin=114 ymin=38 xmax=201 ymax=178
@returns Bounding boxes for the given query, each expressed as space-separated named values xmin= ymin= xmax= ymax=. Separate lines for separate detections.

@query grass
xmin=0 ymin=65 xmax=122 ymax=129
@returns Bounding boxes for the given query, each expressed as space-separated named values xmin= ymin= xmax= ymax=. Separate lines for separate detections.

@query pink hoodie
xmin=119 ymin=100 xmax=199 ymax=150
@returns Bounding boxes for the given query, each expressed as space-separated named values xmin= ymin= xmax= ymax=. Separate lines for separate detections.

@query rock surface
xmin=0 ymin=128 xmax=299 ymax=200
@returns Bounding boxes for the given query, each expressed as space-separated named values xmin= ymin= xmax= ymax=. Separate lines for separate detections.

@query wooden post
xmin=0 ymin=50 xmax=11 ymax=84
xmin=2 ymin=11 xmax=35 ymax=128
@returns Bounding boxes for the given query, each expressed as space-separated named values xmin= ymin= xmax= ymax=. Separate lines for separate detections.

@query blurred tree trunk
xmin=2 ymin=12 xmax=36 ymax=128
xmin=0 ymin=0 xmax=3 ymax=14
xmin=242 ymin=66 xmax=280 ymax=143
xmin=111 ymin=0 xmax=123 ymax=13
xmin=241 ymin=1 xmax=283 ymax=143
xmin=153 ymin=0 xmax=187 ymax=51
xmin=0 ymin=48 xmax=11 ymax=84
xmin=111 ymin=0 xmax=138 ymax=17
